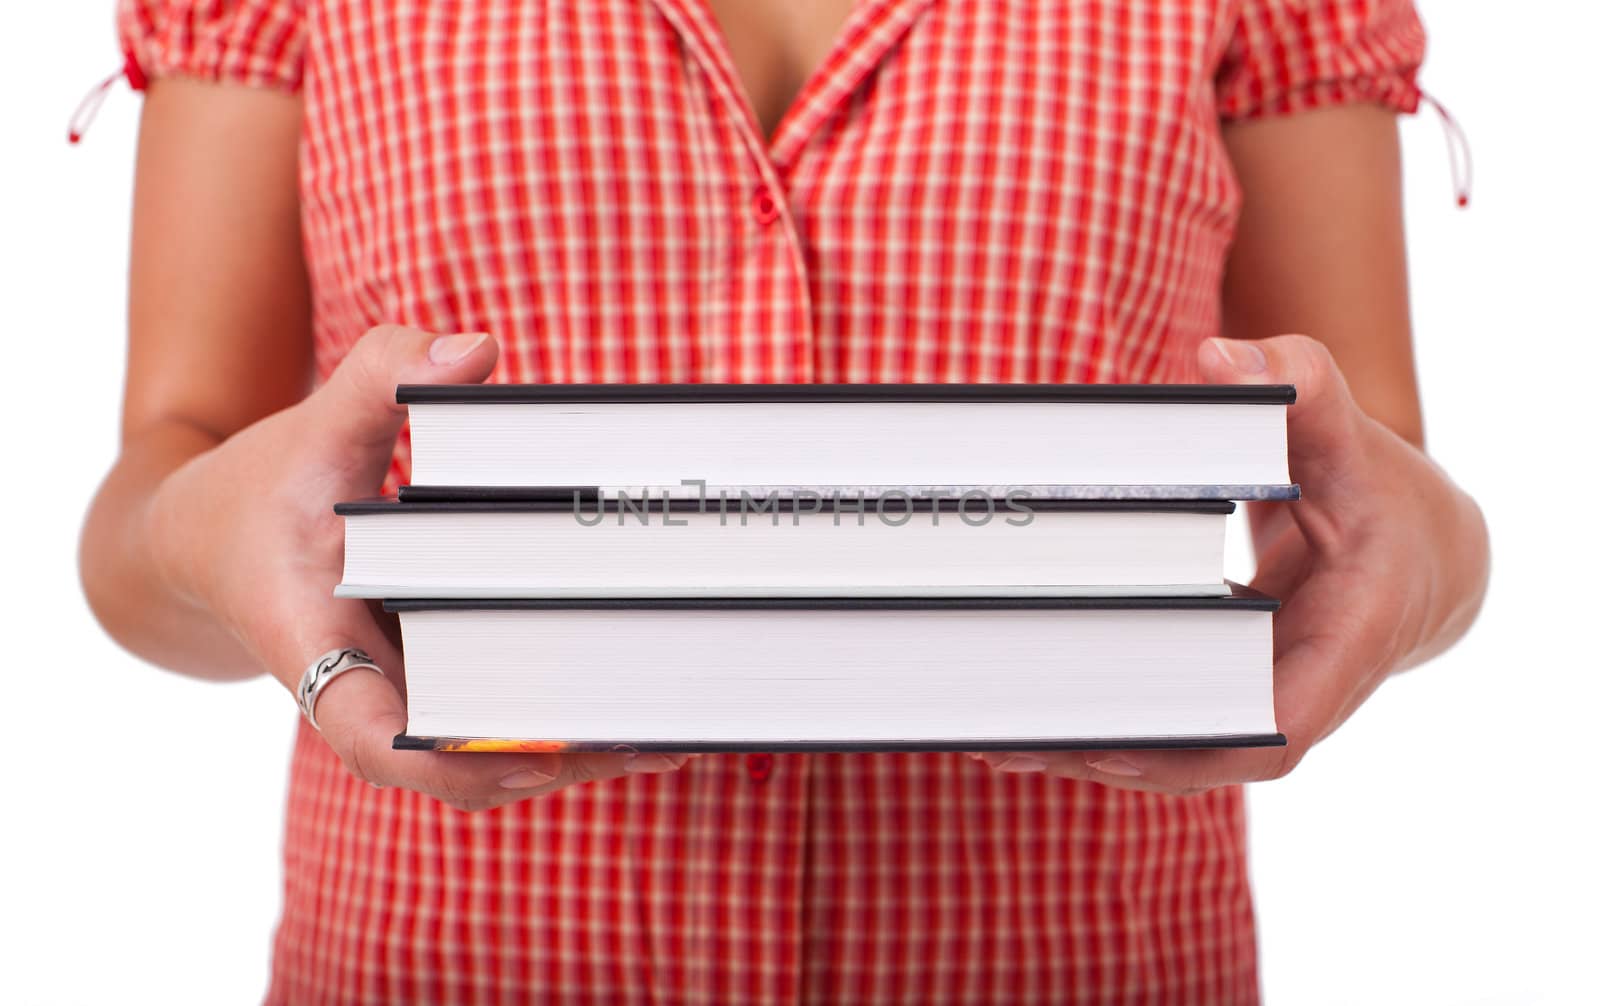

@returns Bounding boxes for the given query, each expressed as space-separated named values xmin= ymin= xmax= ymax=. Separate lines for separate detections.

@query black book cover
xmin=398 ymin=484 xmax=1298 ymax=503
xmin=384 ymin=583 xmax=1278 ymax=613
xmin=339 ymin=496 xmax=1238 ymax=516
xmin=388 ymin=585 xmax=1283 ymax=755
xmin=398 ymin=382 xmax=1297 ymax=405
xmin=393 ymin=735 xmax=1288 ymax=754
xmin=396 ymin=484 xmax=600 ymax=504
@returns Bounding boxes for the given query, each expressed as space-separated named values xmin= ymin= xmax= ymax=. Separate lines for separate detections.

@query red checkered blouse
xmin=119 ymin=1 xmax=1424 ymax=1002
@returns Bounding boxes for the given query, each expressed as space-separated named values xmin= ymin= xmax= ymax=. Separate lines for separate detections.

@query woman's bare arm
xmin=1222 ymin=104 xmax=1423 ymax=446
xmin=81 ymin=78 xmax=309 ymax=680
xmin=1220 ymin=105 xmax=1486 ymax=666
xmin=982 ymin=105 xmax=1489 ymax=789
xmin=80 ymin=79 xmax=677 ymax=806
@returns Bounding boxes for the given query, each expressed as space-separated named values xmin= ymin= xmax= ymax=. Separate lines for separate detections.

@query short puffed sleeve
xmin=117 ymin=0 xmax=306 ymax=92
xmin=1216 ymin=0 xmax=1426 ymax=120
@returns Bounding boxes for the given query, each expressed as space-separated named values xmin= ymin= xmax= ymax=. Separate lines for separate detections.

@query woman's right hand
xmin=145 ymin=324 xmax=690 ymax=811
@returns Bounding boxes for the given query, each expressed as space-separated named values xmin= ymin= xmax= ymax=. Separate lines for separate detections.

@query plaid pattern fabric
xmin=119 ymin=1 xmax=1425 ymax=1002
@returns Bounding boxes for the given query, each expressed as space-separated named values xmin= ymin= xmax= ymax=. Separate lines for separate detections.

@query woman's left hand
xmin=974 ymin=334 xmax=1489 ymax=795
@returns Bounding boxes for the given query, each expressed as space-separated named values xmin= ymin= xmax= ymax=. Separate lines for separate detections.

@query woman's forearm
xmin=1392 ymin=433 xmax=1490 ymax=672
xmin=86 ymin=80 xmax=313 ymax=682
xmin=80 ymin=418 xmax=264 ymax=681
xmin=1222 ymin=106 xmax=1489 ymax=675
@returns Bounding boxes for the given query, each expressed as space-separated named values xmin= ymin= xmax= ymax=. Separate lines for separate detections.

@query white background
xmin=3 ymin=2 xmax=1596 ymax=1003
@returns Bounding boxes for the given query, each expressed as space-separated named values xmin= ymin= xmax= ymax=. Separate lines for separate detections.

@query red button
xmin=745 ymin=752 xmax=775 ymax=782
xmin=752 ymin=186 xmax=781 ymax=225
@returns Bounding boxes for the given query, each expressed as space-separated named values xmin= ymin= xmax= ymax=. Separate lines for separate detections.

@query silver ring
xmin=296 ymin=647 xmax=385 ymax=731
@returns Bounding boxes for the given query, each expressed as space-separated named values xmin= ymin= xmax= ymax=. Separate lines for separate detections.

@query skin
xmin=976 ymin=108 xmax=1490 ymax=789
xmin=707 ymin=0 xmax=857 ymax=136
xmin=81 ymin=28 xmax=1488 ymax=810
xmin=80 ymin=81 xmax=671 ymax=810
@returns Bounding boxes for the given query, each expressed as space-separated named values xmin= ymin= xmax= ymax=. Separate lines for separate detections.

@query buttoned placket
xmin=637 ymin=0 xmax=938 ymax=792
xmin=620 ymin=10 xmax=935 ymax=997
xmin=642 ymin=0 xmax=937 ymax=389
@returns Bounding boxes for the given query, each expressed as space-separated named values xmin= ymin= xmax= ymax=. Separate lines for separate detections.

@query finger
xmin=1198 ymin=334 xmax=1370 ymax=548
xmin=977 ymin=665 xmax=1341 ymax=795
xmin=262 ymin=579 xmax=695 ymax=807
xmin=1054 ymin=637 xmax=1353 ymax=793
xmin=429 ymin=751 xmax=697 ymax=811
xmin=283 ymin=607 xmax=694 ymax=806
xmin=975 ymin=573 xmax=1395 ymax=794
xmin=510 ymin=751 xmax=697 ymax=797
xmin=270 ymin=595 xmax=408 ymax=778
xmin=335 ymin=739 xmax=688 ymax=812
xmin=255 ymin=585 xmax=417 ymax=786
xmin=308 ymin=324 xmax=499 ymax=484
xmin=969 ymin=749 xmax=1220 ymax=796
xmin=973 ymin=743 xmax=1281 ymax=796
xmin=292 ymin=628 xmax=639 ymax=806
xmin=1246 ymin=511 xmax=1316 ymax=602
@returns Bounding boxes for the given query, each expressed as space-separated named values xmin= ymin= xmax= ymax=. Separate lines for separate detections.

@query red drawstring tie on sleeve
xmin=67 ymin=52 xmax=146 ymax=145
xmin=1421 ymin=91 xmax=1473 ymax=209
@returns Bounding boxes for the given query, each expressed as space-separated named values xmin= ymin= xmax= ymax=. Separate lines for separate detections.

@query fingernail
xmin=992 ymin=754 xmax=1047 ymax=774
xmin=429 ymin=332 xmax=490 ymax=366
xmin=1207 ymin=338 xmax=1267 ymax=374
xmin=1086 ymin=756 xmax=1143 ymax=778
xmin=625 ymin=753 xmax=688 ymax=774
xmin=499 ymin=767 xmax=558 ymax=789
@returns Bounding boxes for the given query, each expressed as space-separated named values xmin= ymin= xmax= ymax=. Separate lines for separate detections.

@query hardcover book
xmin=397 ymin=383 xmax=1299 ymax=500
xmin=388 ymin=587 xmax=1284 ymax=754
xmin=335 ymin=497 xmax=1237 ymax=598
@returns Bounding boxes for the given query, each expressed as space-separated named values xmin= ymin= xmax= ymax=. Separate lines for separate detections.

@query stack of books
xmin=335 ymin=385 xmax=1297 ymax=754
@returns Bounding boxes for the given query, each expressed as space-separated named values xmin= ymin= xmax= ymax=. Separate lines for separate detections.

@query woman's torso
xmin=298 ymin=0 xmax=1241 ymax=402
xmin=164 ymin=0 xmax=1343 ymax=1001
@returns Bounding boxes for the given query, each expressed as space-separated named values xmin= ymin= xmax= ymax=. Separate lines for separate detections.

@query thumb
xmin=1198 ymin=335 xmax=1368 ymax=542
xmin=310 ymin=324 xmax=499 ymax=470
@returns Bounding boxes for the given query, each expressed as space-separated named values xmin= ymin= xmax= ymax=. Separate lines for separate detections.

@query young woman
xmin=83 ymin=0 xmax=1488 ymax=1001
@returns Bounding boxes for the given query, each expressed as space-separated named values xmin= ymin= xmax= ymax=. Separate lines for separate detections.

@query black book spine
xmin=397 ymin=382 xmax=1298 ymax=406
xmin=384 ymin=588 xmax=1280 ymax=614
xmin=340 ymin=494 xmax=1238 ymax=516
xmin=394 ymin=734 xmax=1289 ymax=754
xmin=397 ymin=485 xmax=600 ymax=504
